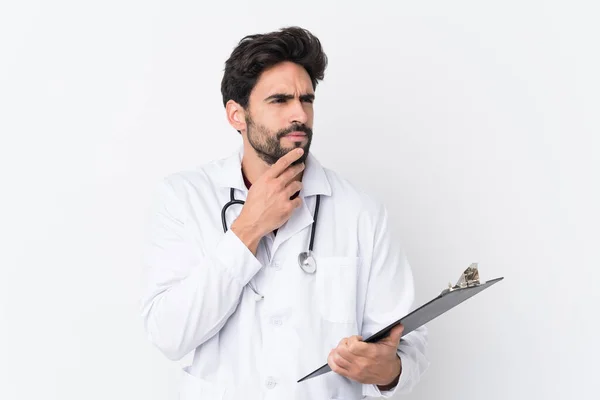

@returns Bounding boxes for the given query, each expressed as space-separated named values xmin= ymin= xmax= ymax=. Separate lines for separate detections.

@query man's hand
xmin=231 ymin=148 xmax=305 ymax=254
xmin=327 ymin=324 xmax=404 ymax=388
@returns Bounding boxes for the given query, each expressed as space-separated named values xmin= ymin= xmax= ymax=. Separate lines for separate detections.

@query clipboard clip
xmin=441 ymin=263 xmax=481 ymax=295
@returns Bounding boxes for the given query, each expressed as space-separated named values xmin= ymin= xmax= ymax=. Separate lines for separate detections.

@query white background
xmin=1 ymin=1 xmax=599 ymax=399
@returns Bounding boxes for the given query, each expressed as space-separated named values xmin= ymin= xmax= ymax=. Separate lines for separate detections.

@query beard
xmin=245 ymin=114 xmax=313 ymax=166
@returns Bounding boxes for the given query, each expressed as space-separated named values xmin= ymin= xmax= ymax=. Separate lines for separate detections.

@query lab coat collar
xmin=215 ymin=144 xmax=332 ymax=198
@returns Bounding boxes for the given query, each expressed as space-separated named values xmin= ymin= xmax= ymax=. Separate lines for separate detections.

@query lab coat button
xmin=270 ymin=262 xmax=281 ymax=270
xmin=265 ymin=377 xmax=277 ymax=389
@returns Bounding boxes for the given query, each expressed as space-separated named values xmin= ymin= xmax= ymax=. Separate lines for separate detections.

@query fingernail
xmin=297 ymin=148 xmax=303 ymax=154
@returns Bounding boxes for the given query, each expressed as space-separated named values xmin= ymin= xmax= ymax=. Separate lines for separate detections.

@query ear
xmin=225 ymin=100 xmax=246 ymax=133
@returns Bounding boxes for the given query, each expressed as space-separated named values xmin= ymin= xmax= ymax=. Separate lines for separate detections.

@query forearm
xmin=231 ymin=216 xmax=264 ymax=255
xmin=142 ymin=229 xmax=263 ymax=361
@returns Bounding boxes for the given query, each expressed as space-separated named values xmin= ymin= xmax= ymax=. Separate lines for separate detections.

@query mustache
xmin=276 ymin=124 xmax=312 ymax=139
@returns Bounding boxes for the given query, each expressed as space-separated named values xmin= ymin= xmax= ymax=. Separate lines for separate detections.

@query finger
xmin=347 ymin=340 xmax=371 ymax=357
xmin=328 ymin=350 xmax=351 ymax=376
xmin=331 ymin=348 xmax=353 ymax=369
xmin=267 ymin=148 xmax=304 ymax=178
xmin=346 ymin=335 xmax=364 ymax=350
xmin=333 ymin=337 xmax=350 ymax=359
xmin=277 ymin=162 xmax=305 ymax=185
xmin=337 ymin=337 xmax=351 ymax=349
xmin=284 ymin=180 xmax=303 ymax=198
xmin=382 ymin=324 xmax=404 ymax=346
xmin=337 ymin=344 xmax=360 ymax=363
xmin=291 ymin=197 xmax=302 ymax=209
xmin=347 ymin=335 xmax=363 ymax=343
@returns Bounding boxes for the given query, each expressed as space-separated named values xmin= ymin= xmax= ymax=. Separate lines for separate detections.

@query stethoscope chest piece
xmin=298 ymin=250 xmax=317 ymax=274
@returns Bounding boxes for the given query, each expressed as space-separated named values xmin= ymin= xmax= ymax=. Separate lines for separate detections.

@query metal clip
xmin=441 ymin=263 xmax=481 ymax=295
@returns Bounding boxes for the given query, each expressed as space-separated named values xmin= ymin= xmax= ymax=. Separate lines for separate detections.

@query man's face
xmin=243 ymin=61 xmax=315 ymax=165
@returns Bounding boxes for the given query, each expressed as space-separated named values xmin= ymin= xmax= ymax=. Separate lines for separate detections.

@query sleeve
xmin=360 ymin=203 xmax=430 ymax=398
xmin=139 ymin=178 xmax=264 ymax=361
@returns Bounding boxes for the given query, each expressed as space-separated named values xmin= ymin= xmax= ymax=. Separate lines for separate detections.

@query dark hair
xmin=221 ymin=26 xmax=328 ymax=109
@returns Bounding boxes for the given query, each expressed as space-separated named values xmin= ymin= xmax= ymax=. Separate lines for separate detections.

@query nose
xmin=289 ymin=99 xmax=309 ymax=125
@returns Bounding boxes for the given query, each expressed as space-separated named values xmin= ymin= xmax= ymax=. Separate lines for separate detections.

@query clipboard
xmin=298 ymin=263 xmax=504 ymax=382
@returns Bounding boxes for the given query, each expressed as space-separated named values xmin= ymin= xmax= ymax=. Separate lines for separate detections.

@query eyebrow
xmin=264 ymin=93 xmax=315 ymax=102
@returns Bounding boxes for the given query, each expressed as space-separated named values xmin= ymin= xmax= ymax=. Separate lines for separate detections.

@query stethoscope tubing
xmin=221 ymin=188 xmax=245 ymax=233
xmin=221 ymin=188 xmax=320 ymax=254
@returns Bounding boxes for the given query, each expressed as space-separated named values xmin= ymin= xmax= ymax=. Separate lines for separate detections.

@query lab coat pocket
xmin=316 ymin=256 xmax=359 ymax=324
xmin=179 ymin=366 xmax=226 ymax=400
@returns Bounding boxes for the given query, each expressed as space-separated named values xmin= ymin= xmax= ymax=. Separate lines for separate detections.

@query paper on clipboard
xmin=297 ymin=263 xmax=504 ymax=383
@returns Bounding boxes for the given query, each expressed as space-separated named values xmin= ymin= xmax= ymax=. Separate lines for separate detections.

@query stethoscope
xmin=221 ymin=187 xmax=321 ymax=273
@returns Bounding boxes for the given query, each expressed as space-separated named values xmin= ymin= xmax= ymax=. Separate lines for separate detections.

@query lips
xmin=285 ymin=131 xmax=307 ymax=137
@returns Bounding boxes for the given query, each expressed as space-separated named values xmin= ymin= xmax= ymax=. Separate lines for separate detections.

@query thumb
xmin=386 ymin=324 xmax=404 ymax=346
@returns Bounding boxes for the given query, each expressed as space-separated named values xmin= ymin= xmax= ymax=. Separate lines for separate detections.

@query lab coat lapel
xmin=213 ymin=145 xmax=247 ymax=192
xmin=272 ymin=198 xmax=314 ymax=256
xmin=271 ymin=152 xmax=332 ymax=256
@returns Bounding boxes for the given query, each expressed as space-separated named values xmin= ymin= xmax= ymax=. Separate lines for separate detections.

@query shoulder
xmin=321 ymin=165 xmax=387 ymax=222
xmin=157 ymin=154 xmax=231 ymax=195
xmin=149 ymin=153 xmax=234 ymax=211
xmin=319 ymin=166 xmax=395 ymax=257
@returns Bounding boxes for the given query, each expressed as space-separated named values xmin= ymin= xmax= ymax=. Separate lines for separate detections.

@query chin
xmin=292 ymin=151 xmax=309 ymax=165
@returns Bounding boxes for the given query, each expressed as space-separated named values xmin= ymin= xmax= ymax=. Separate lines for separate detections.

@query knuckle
xmin=357 ymin=359 xmax=367 ymax=371
xmin=271 ymin=180 xmax=283 ymax=191
xmin=348 ymin=343 xmax=358 ymax=353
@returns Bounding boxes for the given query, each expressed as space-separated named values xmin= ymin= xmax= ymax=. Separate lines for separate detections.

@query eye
xmin=272 ymin=97 xmax=287 ymax=104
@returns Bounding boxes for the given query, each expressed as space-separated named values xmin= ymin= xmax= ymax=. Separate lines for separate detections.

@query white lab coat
xmin=140 ymin=145 xmax=429 ymax=399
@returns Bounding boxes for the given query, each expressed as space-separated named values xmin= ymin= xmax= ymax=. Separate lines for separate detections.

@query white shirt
xmin=140 ymin=146 xmax=429 ymax=399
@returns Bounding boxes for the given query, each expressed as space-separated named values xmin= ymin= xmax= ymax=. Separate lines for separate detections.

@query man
xmin=141 ymin=26 xmax=429 ymax=399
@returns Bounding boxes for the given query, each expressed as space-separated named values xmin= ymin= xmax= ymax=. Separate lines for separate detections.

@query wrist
xmin=377 ymin=355 xmax=402 ymax=391
xmin=230 ymin=217 xmax=263 ymax=254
